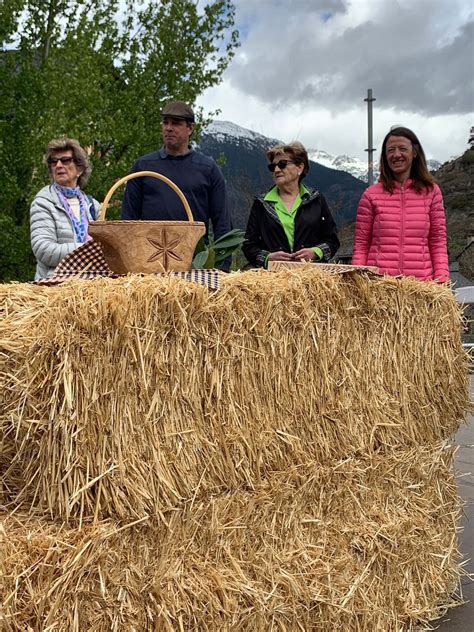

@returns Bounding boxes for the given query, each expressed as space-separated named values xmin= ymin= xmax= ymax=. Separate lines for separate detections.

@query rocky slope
xmin=435 ymin=150 xmax=474 ymax=280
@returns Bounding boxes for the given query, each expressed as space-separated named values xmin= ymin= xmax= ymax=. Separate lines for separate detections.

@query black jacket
xmin=242 ymin=187 xmax=340 ymax=267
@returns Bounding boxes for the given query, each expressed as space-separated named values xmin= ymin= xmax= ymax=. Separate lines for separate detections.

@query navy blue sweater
xmin=121 ymin=148 xmax=231 ymax=241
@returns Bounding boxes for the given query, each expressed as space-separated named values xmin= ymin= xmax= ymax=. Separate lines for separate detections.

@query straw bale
xmin=0 ymin=445 xmax=465 ymax=631
xmin=0 ymin=271 xmax=469 ymax=520
xmin=0 ymin=269 xmax=470 ymax=629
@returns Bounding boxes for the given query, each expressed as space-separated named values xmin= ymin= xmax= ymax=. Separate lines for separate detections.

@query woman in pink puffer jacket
xmin=352 ymin=126 xmax=449 ymax=282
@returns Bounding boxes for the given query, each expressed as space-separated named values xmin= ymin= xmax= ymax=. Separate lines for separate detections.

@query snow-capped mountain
xmin=308 ymin=149 xmax=369 ymax=181
xmin=427 ymin=159 xmax=442 ymax=172
xmin=199 ymin=121 xmax=367 ymax=229
xmin=204 ymin=122 xmax=442 ymax=184
xmin=202 ymin=120 xmax=280 ymax=152
xmin=203 ymin=122 xmax=370 ymax=181
xmin=203 ymin=121 xmax=277 ymax=146
xmin=200 ymin=120 xmax=472 ymax=277
xmin=308 ymin=149 xmax=442 ymax=182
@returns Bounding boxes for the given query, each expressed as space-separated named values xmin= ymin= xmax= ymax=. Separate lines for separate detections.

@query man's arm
xmin=207 ymin=163 xmax=231 ymax=240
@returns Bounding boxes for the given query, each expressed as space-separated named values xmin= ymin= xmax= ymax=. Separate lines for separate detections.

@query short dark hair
xmin=44 ymin=137 xmax=91 ymax=188
xmin=379 ymin=126 xmax=435 ymax=193
xmin=266 ymin=141 xmax=309 ymax=182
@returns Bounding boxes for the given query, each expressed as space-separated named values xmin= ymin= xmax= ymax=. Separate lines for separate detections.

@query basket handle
xmin=99 ymin=170 xmax=194 ymax=222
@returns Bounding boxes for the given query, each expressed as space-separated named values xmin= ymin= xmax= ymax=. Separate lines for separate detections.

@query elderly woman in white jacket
xmin=30 ymin=137 xmax=100 ymax=279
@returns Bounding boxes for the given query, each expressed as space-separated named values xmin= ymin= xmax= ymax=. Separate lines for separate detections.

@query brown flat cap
xmin=161 ymin=101 xmax=195 ymax=122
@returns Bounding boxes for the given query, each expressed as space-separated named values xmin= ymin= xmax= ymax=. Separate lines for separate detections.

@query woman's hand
xmin=292 ymin=248 xmax=316 ymax=262
xmin=267 ymin=251 xmax=295 ymax=261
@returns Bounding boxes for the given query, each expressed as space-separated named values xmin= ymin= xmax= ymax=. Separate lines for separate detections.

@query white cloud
xmin=197 ymin=0 xmax=474 ymax=163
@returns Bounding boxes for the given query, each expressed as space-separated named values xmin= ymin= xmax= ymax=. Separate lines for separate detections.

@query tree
xmin=0 ymin=0 xmax=239 ymax=280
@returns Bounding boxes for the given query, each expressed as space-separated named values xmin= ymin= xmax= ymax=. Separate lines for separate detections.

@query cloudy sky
xmin=197 ymin=0 xmax=474 ymax=164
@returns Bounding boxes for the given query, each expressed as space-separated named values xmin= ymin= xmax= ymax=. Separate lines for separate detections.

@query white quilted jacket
xmin=30 ymin=185 xmax=99 ymax=279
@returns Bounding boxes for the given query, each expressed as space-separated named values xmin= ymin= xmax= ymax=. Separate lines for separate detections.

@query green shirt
xmin=263 ymin=184 xmax=323 ymax=260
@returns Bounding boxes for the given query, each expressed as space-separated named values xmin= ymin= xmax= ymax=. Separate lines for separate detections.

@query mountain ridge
xmin=198 ymin=120 xmax=367 ymax=230
xmin=198 ymin=121 xmax=471 ymax=280
xmin=203 ymin=121 xmax=443 ymax=183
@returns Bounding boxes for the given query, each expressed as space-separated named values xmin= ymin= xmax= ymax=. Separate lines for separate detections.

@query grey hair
xmin=44 ymin=137 xmax=92 ymax=188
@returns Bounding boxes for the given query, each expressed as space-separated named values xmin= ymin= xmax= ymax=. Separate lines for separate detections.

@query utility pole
xmin=364 ymin=89 xmax=376 ymax=185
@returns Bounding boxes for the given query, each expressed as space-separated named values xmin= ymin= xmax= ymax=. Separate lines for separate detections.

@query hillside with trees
xmin=435 ymin=149 xmax=474 ymax=281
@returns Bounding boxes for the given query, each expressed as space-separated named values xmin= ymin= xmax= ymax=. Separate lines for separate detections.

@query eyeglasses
xmin=47 ymin=156 xmax=76 ymax=165
xmin=267 ymin=159 xmax=296 ymax=172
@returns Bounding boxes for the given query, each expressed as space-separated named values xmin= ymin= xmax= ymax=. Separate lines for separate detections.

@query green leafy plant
xmin=192 ymin=228 xmax=245 ymax=269
xmin=0 ymin=215 xmax=36 ymax=282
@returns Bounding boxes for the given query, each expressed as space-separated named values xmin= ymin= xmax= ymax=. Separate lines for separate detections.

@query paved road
xmin=438 ymin=375 xmax=473 ymax=631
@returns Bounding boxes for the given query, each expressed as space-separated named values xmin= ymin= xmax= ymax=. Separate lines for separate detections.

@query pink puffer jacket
xmin=352 ymin=180 xmax=449 ymax=282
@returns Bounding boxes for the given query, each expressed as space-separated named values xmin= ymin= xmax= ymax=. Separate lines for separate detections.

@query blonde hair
xmin=266 ymin=141 xmax=309 ymax=182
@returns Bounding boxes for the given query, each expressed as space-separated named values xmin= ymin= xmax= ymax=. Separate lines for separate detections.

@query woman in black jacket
xmin=242 ymin=141 xmax=339 ymax=268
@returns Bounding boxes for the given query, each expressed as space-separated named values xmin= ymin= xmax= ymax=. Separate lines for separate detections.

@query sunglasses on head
xmin=267 ymin=159 xmax=296 ymax=172
xmin=47 ymin=156 xmax=76 ymax=165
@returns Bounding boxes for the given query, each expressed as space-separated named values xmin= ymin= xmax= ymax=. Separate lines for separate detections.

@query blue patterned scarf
xmin=54 ymin=183 xmax=90 ymax=244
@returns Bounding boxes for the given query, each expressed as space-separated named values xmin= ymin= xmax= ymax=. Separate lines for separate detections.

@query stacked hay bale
xmin=0 ymin=269 xmax=470 ymax=630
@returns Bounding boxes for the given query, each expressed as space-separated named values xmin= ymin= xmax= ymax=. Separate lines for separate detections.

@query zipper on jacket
xmin=398 ymin=185 xmax=405 ymax=273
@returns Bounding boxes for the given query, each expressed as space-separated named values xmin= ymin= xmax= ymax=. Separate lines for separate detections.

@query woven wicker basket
xmin=88 ymin=171 xmax=206 ymax=274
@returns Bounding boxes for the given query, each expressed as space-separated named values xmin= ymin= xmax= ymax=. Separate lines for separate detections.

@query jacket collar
xmin=39 ymin=185 xmax=77 ymax=216
xmin=158 ymin=147 xmax=193 ymax=159
xmin=392 ymin=178 xmax=413 ymax=190
xmin=256 ymin=185 xmax=320 ymax=224
xmin=42 ymin=184 xmax=67 ymax=211
xmin=257 ymin=186 xmax=320 ymax=219
xmin=257 ymin=185 xmax=320 ymax=205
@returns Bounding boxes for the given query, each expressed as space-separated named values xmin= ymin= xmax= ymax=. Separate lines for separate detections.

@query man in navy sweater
xmin=121 ymin=101 xmax=231 ymax=267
